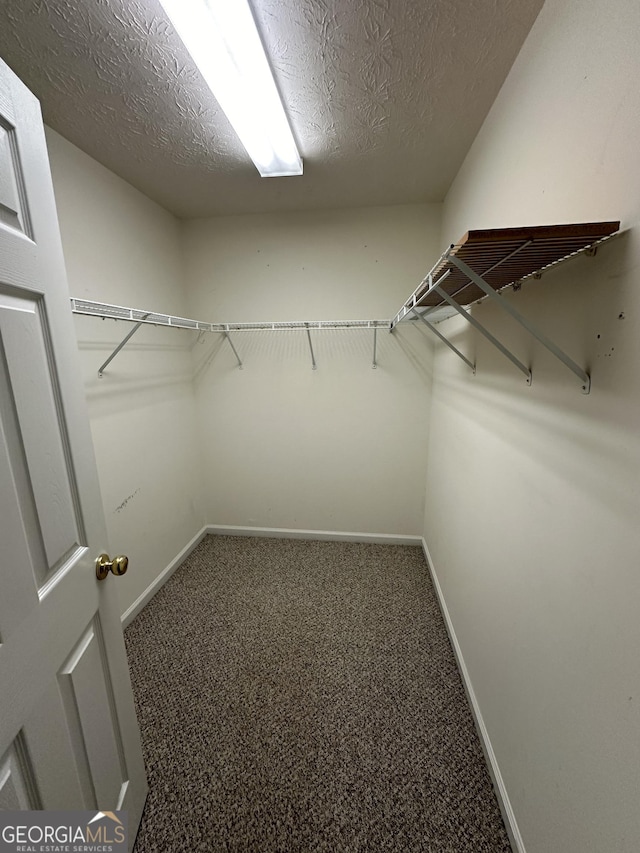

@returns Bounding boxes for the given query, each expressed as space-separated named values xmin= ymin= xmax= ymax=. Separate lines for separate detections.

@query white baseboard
xmin=421 ymin=538 xmax=526 ymax=853
xmin=207 ymin=524 xmax=423 ymax=547
xmin=121 ymin=525 xmax=208 ymax=628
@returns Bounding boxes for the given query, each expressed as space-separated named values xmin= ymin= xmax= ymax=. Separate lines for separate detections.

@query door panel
xmin=0 ymin=387 xmax=40 ymax=641
xmin=21 ymin=682 xmax=85 ymax=808
xmin=0 ymin=57 xmax=147 ymax=846
xmin=59 ymin=617 xmax=128 ymax=810
xmin=0 ymin=736 xmax=39 ymax=810
xmin=0 ymin=117 xmax=29 ymax=235
xmin=0 ymin=289 xmax=83 ymax=586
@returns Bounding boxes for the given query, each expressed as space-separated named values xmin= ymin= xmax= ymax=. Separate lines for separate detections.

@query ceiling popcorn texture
xmin=0 ymin=0 xmax=544 ymax=218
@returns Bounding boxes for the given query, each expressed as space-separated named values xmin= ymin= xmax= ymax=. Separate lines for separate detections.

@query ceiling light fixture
xmin=158 ymin=0 xmax=303 ymax=177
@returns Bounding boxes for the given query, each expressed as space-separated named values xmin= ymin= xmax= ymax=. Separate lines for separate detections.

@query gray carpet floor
xmin=124 ymin=535 xmax=511 ymax=852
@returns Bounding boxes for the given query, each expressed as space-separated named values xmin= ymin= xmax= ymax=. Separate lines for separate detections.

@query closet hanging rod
xmin=70 ymin=298 xmax=391 ymax=332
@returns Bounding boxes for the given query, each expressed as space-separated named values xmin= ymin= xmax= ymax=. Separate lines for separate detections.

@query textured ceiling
xmin=0 ymin=0 xmax=544 ymax=218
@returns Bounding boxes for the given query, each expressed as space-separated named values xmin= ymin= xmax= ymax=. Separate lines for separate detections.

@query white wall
xmin=46 ymin=128 xmax=206 ymax=618
xmin=423 ymin=1 xmax=640 ymax=851
xmin=182 ymin=205 xmax=439 ymax=536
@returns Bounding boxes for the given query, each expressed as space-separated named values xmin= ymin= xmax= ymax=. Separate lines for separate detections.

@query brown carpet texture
xmin=124 ymin=535 xmax=512 ymax=852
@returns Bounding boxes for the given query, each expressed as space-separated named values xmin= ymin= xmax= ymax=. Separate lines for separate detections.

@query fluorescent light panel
xmin=158 ymin=0 xmax=302 ymax=177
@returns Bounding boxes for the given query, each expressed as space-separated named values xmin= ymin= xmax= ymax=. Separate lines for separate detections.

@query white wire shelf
xmin=70 ymin=221 xmax=618 ymax=389
xmin=70 ymin=299 xmax=390 ymax=332
xmin=389 ymin=222 xmax=620 ymax=393
xmin=70 ymin=298 xmax=392 ymax=375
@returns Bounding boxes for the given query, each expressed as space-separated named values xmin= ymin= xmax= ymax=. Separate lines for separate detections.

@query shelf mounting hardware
xmin=432 ymin=282 xmax=532 ymax=384
xmin=224 ymin=328 xmax=243 ymax=369
xmin=413 ymin=308 xmax=476 ymax=374
xmin=305 ymin=323 xmax=317 ymax=370
xmin=97 ymin=314 xmax=150 ymax=378
xmin=446 ymin=253 xmax=591 ymax=393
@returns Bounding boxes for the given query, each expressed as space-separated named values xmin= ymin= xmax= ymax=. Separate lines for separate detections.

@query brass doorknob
xmin=96 ymin=553 xmax=129 ymax=581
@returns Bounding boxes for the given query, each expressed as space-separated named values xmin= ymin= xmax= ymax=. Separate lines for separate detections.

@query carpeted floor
xmin=124 ymin=535 xmax=511 ymax=852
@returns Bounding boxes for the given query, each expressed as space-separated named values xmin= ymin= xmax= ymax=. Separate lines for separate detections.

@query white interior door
xmin=0 ymin=58 xmax=147 ymax=844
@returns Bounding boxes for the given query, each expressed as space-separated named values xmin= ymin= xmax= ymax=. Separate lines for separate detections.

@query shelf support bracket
xmin=98 ymin=314 xmax=150 ymax=378
xmin=372 ymin=327 xmax=377 ymax=369
xmin=412 ymin=309 xmax=476 ymax=374
xmin=305 ymin=324 xmax=317 ymax=370
xmin=432 ymin=284 xmax=532 ymax=385
xmin=447 ymin=254 xmax=591 ymax=393
xmin=224 ymin=330 xmax=243 ymax=369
